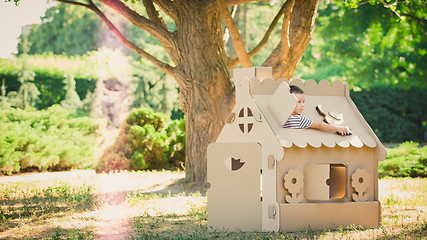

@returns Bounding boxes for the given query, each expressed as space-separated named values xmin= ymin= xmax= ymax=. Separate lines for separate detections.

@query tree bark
xmin=171 ymin=2 xmax=235 ymax=186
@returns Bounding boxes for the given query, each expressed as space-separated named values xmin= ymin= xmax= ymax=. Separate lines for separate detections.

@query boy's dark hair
xmin=290 ymin=85 xmax=304 ymax=94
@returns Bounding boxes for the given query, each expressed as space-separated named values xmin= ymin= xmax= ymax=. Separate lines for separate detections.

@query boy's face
xmin=293 ymin=93 xmax=305 ymax=115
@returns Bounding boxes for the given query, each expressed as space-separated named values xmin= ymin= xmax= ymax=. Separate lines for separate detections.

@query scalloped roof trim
xmin=249 ymin=77 xmax=288 ymax=95
xmin=278 ymin=131 xmax=373 ymax=149
xmin=249 ymin=78 xmax=349 ymax=97
xmin=289 ymin=79 xmax=349 ymax=96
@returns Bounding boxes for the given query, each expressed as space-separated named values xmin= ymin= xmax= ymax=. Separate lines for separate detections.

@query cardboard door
xmin=207 ymin=142 xmax=262 ymax=231
xmin=304 ymin=164 xmax=330 ymax=201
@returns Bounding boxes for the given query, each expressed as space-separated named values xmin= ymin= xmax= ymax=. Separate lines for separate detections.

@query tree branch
xmin=401 ymin=13 xmax=427 ymax=28
xmin=151 ymin=0 xmax=176 ymax=20
xmin=223 ymin=5 xmax=238 ymax=45
xmin=206 ymin=0 xmax=265 ymax=13
xmin=356 ymin=1 xmax=370 ymax=7
xmin=143 ymin=0 xmax=168 ymax=29
xmin=226 ymin=0 xmax=267 ymax=7
xmin=57 ymin=0 xmax=91 ymax=9
xmin=229 ymin=1 xmax=288 ymax=68
xmin=69 ymin=0 xmax=174 ymax=75
xmin=217 ymin=0 xmax=252 ymax=68
xmin=99 ymin=0 xmax=176 ymax=52
xmin=280 ymin=0 xmax=294 ymax=56
xmin=263 ymin=0 xmax=318 ymax=80
xmin=262 ymin=0 xmax=294 ymax=71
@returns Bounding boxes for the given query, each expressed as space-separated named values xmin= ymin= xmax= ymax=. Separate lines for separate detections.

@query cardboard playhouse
xmin=207 ymin=67 xmax=387 ymax=232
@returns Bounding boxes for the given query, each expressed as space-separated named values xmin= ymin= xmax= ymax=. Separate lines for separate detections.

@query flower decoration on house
xmin=283 ymin=168 xmax=304 ymax=203
xmin=351 ymin=168 xmax=370 ymax=202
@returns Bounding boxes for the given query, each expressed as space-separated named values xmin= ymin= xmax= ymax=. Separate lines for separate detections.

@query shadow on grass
xmin=376 ymin=222 xmax=427 ymax=240
xmin=129 ymin=213 xmax=427 ymax=240
xmin=128 ymin=212 xmax=333 ymax=240
xmin=0 ymin=225 xmax=96 ymax=240
xmin=95 ymin=177 xmax=206 ymax=206
xmin=0 ymin=185 xmax=95 ymax=234
xmin=127 ymin=177 xmax=207 ymax=197
xmin=126 ymin=179 xmax=427 ymax=240
xmin=126 ymin=179 xmax=326 ymax=240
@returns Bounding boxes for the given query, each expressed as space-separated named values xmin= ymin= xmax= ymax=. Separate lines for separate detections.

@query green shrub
xmin=379 ymin=142 xmax=427 ymax=178
xmin=0 ymin=106 xmax=97 ymax=175
xmin=351 ymin=87 xmax=427 ymax=143
xmin=97 ymin=107 xmax=185 ymax=172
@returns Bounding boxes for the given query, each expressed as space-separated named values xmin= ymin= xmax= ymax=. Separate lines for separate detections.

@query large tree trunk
xmin=172 ymin=3 xmax=235 ymax=187
xmin=180 ymin=71 xmax=235 ymax=187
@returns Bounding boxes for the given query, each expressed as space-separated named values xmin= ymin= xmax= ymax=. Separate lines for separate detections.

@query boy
xmin=283 ymin=85 xmax=350 ymax=136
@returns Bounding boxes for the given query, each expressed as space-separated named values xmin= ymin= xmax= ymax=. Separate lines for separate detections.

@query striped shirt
xmin=283 ymin=114 xmax=313 ymax=129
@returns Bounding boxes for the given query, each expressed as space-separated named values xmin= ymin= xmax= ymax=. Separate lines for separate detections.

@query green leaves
xmin=379 ymin=142 xmax=427 ymax=178
xmin=351 ymin=86 xmax=426 ymax=143
xmin=296 ymin=0 xmax=426 ymax=89
xmin=97 ymin=107 xmax=185 ymax=172
xmin=126 ymin=108 xmax=185 ymax=171
xmin=0 ymin=106 xmax=97 ymax=175
xmin=5 ymin=0 xmax=20 ymax=6
xmin=17 ymin=4 xmax=103 ymax=56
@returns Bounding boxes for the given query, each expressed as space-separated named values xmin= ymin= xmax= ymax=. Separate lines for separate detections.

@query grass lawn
xmin=0 ymin=171 xmax=425 ymax=239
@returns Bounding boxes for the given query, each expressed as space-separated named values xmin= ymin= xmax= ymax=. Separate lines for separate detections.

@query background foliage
xmin=351 ymin=87 xmax=426 ymax=143
xmin=0 ymin=54 xmax=97 ymax=109
xmin=97 ymin=107 xmax=185 ymax=172
xmin=17 ymin=4 xmax=104 ymax=56
xmin=295 ymin=0 xmax=426 ymax=89
xmin=1 ymin=51 xmax=180 ymax=117
xmin=379 ymin=142 xmax=427 ymax=178
xmin=0 ymin=106 xmax=97 ymax=175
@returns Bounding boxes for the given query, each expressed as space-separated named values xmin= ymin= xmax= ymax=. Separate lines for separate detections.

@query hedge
xmin=351 ymin=86 xmax=426 ymax=143
xmin=0 ymin=106 xmax=97 ymax=175
xmin=0 ymin=57 xmax=96 ymax=109
xmin=379 ymin=142 xmax=427 ymax=178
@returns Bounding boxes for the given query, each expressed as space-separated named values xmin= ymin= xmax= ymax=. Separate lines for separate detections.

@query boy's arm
xmin=309 ymin=121 xmax=350 ymax=135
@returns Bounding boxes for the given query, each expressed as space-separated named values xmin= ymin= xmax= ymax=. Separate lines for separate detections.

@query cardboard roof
xmin=244 ymin=70 xmax=386 ymax=160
